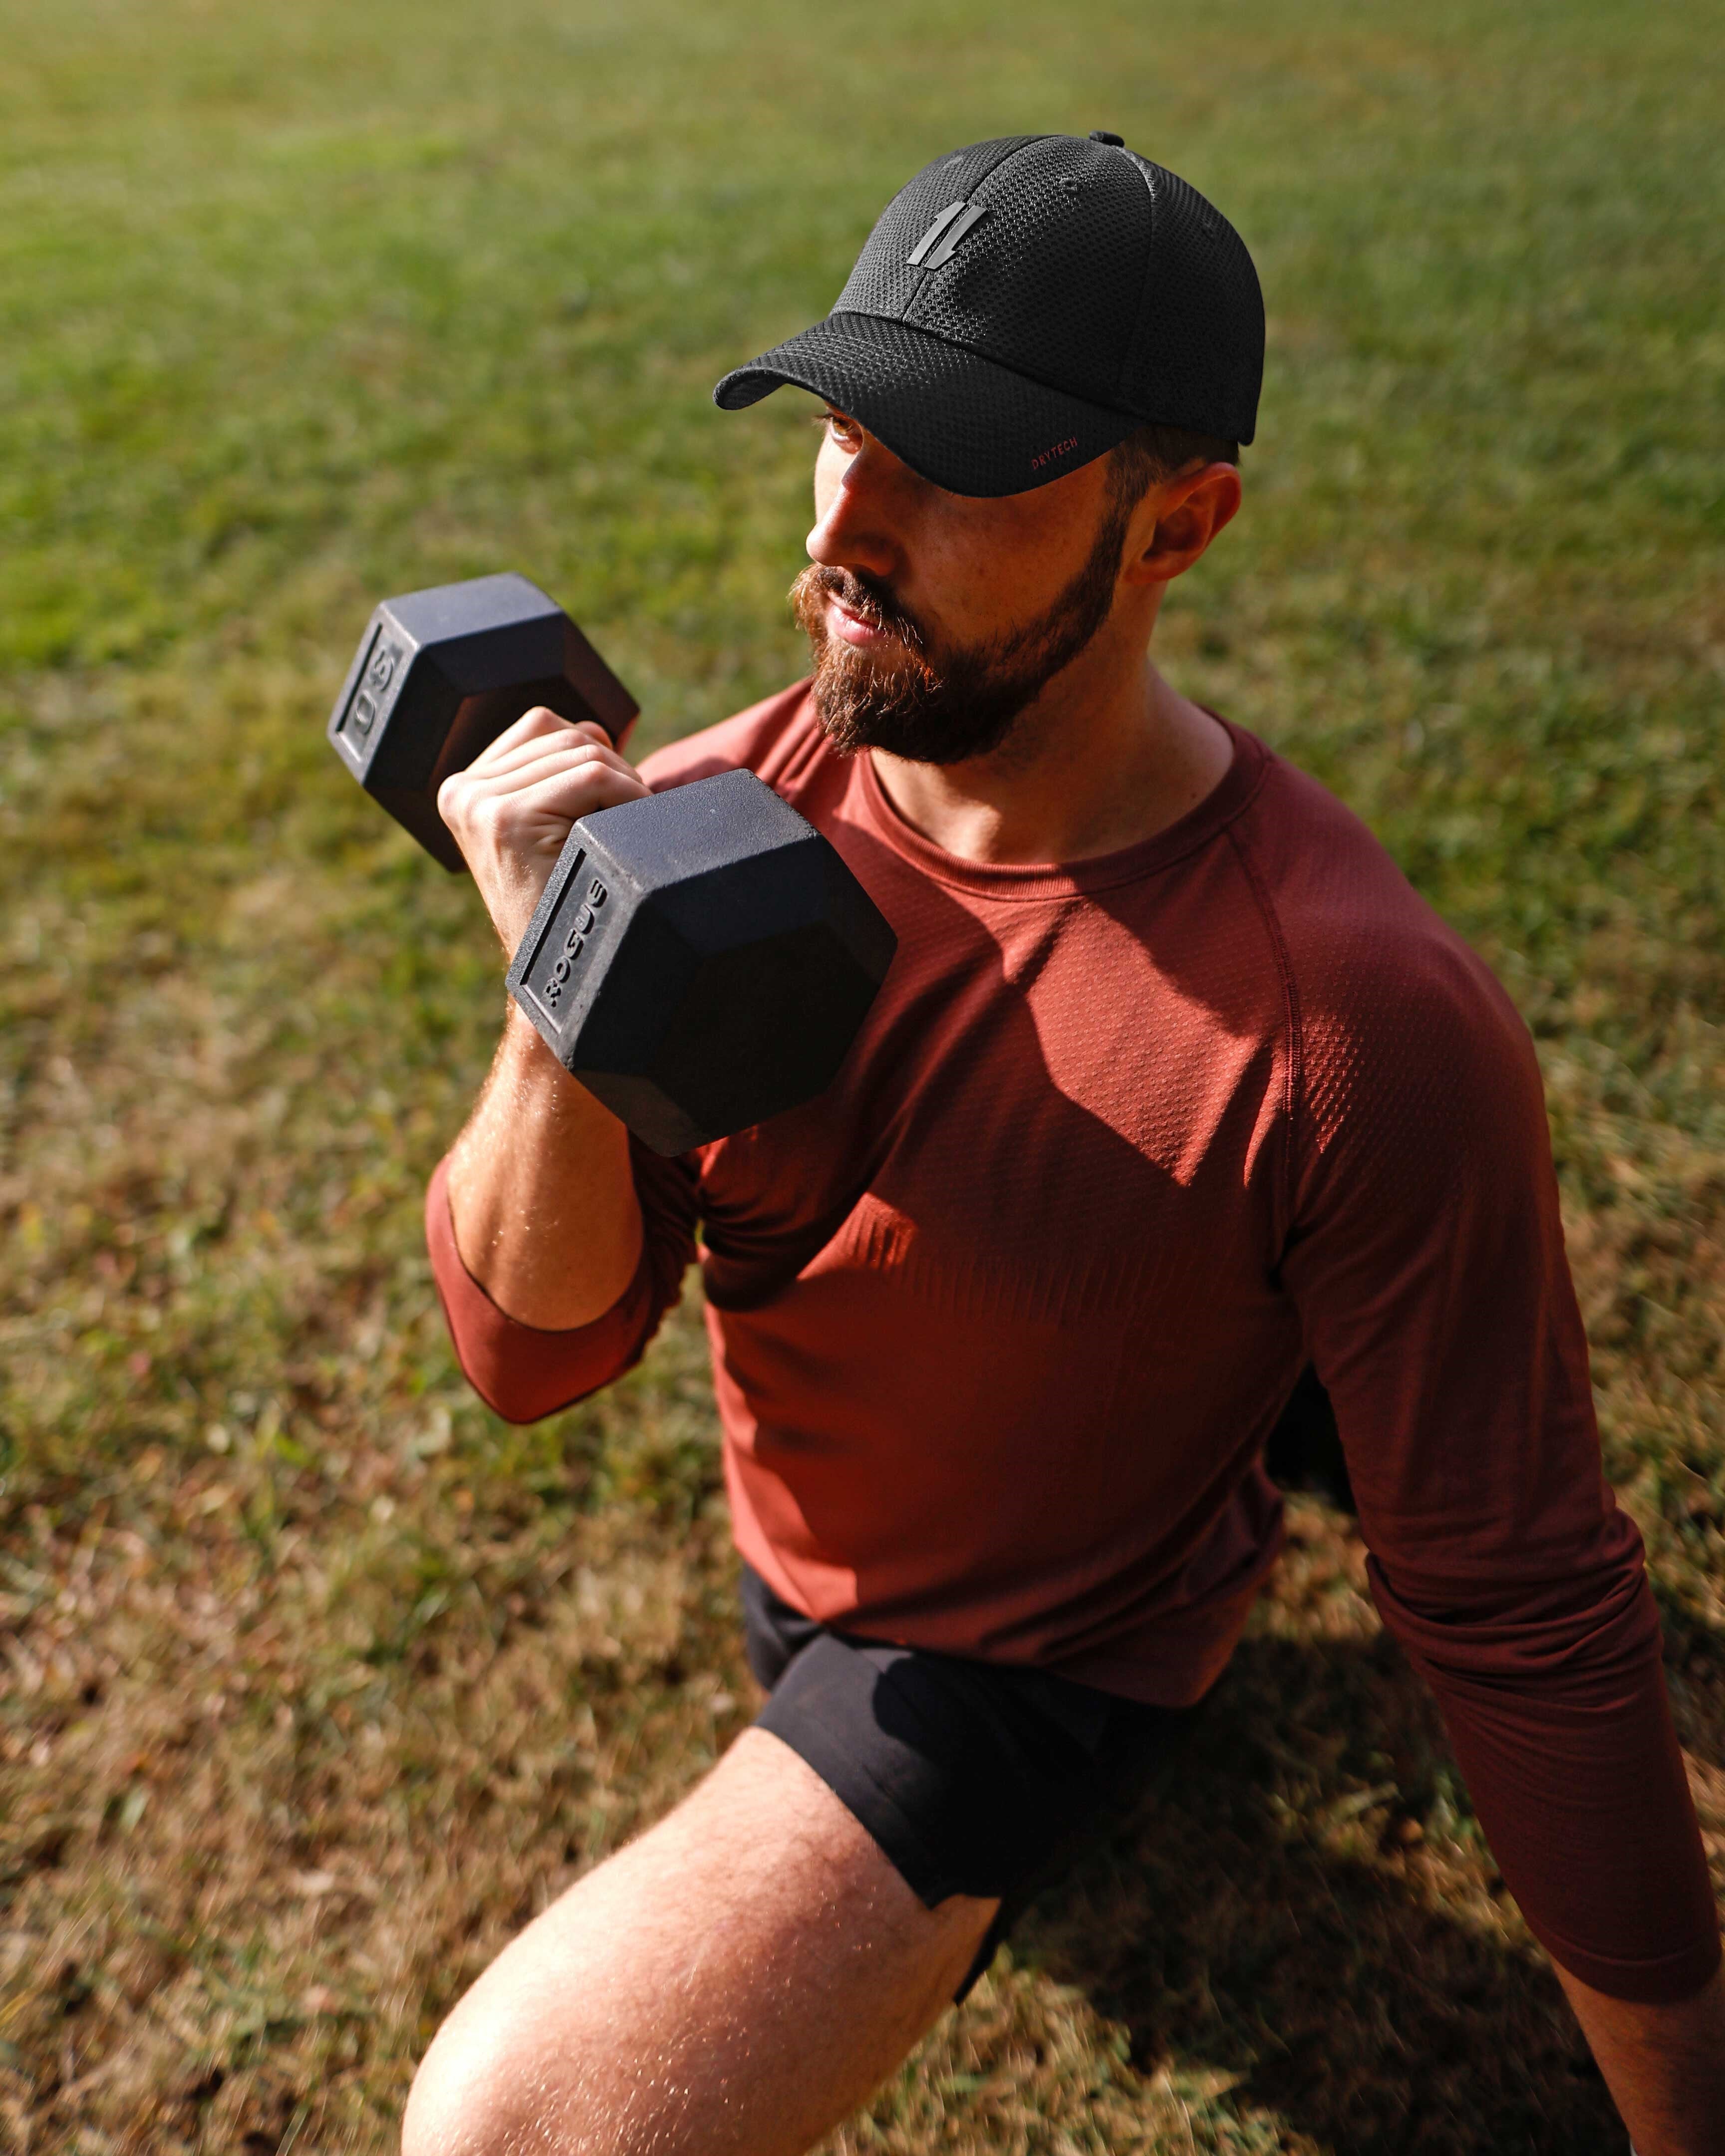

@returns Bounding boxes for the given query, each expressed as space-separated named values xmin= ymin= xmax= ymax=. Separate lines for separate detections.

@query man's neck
xmin=867 ymin=627 xmax=1233 ymax=868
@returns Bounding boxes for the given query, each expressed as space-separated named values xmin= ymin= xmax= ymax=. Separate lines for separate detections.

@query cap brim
xmin=713 ymin=313 xmax=1143 ymax=499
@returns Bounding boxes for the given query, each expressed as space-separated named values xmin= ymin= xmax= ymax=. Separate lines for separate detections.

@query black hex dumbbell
xmin=506 ymin=770 xmax=896 ymax=1154
xmin=327 ymin=572 xmax=639 ymax=872
xmin=329 ymin=575 xmax=896 ymax=1153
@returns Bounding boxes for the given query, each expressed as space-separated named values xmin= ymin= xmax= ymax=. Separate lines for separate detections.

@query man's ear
xmin=1120 ymin=462 xmax=1243 ymax=589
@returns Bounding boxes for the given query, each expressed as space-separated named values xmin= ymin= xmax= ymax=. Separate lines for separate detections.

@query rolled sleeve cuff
xmin=424 ymin=1155 xmax=661 ymax=1423
xmin=1370 ymin=1552 xmax=1722 ymax=2004
xmin=1531 ymin=1927 xmax=1722 ymax=2007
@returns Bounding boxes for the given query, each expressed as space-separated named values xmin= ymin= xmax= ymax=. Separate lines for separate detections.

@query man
xmin=402 ymin=134 xmax=1723 ymax=2155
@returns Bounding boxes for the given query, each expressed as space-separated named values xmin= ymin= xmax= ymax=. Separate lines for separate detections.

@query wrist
xmin=500 ymin=996 xmax=573 ymax=1077
xmin=496 ymin=1003 xmax=632 ymax=1142
xmin=446 ymin=1009 xmax=643 ymax=1330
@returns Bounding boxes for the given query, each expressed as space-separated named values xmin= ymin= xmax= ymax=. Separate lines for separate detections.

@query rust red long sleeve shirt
xmin=427 ymin=685 xmax=1719 ymax=2002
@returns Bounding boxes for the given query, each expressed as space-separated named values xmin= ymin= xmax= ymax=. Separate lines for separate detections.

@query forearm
xmin=445 ymin=1005 xmax=644 ymax=1330
xmin=1370 ymin=1556 xmax=1721 ymax=2147
xmin=1555 ymin=1959 xmax=1725 ymax=2156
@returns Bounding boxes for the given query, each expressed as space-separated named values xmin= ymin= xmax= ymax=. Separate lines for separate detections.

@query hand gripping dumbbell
xmin=328 ymin=571 xmax=641 ymax=871
xmin=328 ymin=574 xmax=896 ymax=1154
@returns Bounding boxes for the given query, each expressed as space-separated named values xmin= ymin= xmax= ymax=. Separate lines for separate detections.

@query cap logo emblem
xmin=907 ymin=199 xmax=988 ymax=270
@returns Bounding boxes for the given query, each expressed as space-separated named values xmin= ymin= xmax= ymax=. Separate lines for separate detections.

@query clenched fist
xmin=437 ymin=707 xmax=651 ymax=957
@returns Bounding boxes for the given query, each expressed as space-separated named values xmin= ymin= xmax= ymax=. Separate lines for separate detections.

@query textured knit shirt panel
xmin=426 ymin=684 xmax=1718 ymax=2002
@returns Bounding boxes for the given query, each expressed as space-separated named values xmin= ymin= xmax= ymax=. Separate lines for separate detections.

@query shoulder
xmin=1231 ymin=747 xmax=1541 ymax=1153
xmin=636 ymin=680 xmax=825 ymax=795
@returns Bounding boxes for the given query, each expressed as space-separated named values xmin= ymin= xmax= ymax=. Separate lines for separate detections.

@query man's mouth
xmin=826 ymin=593 xmax=898 ymax=651
xmin=792 ymin=563 xmax=929 ymax=672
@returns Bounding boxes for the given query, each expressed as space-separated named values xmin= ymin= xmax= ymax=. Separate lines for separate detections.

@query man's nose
xmin=807 ymin=436 xmax=906 ymax=581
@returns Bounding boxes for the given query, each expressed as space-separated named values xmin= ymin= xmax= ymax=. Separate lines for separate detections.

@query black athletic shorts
xmin=742 ymin=1564 xmax=1204 ymax=1998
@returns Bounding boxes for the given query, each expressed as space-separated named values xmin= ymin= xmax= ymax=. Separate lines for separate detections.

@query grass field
xmin=2 ymin=0 xmax=1723 ymax=2148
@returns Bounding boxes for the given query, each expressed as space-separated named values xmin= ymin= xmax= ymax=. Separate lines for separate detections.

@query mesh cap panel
xmin=836 ymin=136 xmax=1038 ymax=323
xmin=1120 ymin=153 xmax=1264 ymax=439
xmin=903 ymin=137 xmax=1150 ymax=409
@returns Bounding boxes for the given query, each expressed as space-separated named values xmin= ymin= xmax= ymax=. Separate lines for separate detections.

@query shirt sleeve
xmin=1280 ymin=924 xmax=1719 ymax=2003
xmin=424 ymin=1145 xmax=700 ymax=1424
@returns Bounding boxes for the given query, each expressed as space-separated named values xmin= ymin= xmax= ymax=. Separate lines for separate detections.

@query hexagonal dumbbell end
xmin=327 ymin=573 xmax=638 ymax=872
xmin=506 ymin=770 xmax=897 ymax=1155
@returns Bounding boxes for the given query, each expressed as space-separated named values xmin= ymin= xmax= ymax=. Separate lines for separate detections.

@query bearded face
xmin=790 ymin=490 xmax=1133 ymax=767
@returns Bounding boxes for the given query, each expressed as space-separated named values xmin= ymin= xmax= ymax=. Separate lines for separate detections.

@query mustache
xmin=790 ymin=565 xmax=930 ymax=660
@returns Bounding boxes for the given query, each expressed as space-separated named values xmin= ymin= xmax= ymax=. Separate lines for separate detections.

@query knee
xmin=400 ymin=2014 xmax=502 ymax=2156
xmin=401 ymin=1992 xmax=583 ymax=2156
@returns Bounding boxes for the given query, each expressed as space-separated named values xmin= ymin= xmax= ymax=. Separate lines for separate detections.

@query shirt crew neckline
xmin=852 ymin=711 xmax=1270 ymax=901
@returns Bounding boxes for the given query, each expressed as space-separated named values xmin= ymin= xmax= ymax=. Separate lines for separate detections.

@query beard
xmin=790 ymin=496 xmax=1131 ymax=767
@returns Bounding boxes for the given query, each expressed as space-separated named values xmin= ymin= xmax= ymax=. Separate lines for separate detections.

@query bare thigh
xmin=401 ymin=1726 xmax=999 ymax=2156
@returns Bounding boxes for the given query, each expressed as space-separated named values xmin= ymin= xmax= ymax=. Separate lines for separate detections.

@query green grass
xmin=2 ymin=0 xmax=1723 ymax=2148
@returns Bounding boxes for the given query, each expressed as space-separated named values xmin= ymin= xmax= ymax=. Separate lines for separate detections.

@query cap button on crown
xmin=1088 ymin=129 xmax=1125 ymax=145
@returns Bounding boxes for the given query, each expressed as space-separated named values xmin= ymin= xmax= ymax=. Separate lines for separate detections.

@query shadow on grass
xmin=1013 ymin=1633 xmax=1625 ymax=2155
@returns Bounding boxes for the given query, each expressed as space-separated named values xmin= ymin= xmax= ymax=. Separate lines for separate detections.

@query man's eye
xmin=823 ymin=411 xmax=861 ymax=445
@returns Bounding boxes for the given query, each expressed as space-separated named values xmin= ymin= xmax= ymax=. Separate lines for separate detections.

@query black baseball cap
xmin=714 ymin=131 xmax=1263 ymax=499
